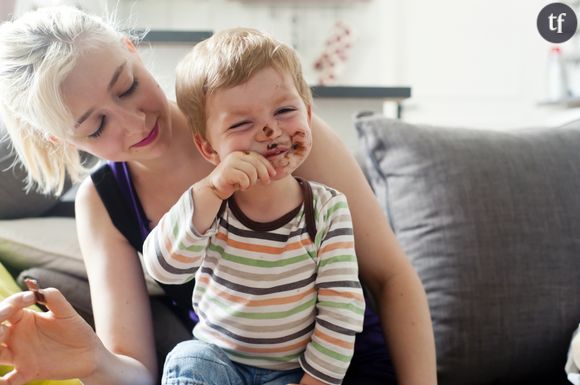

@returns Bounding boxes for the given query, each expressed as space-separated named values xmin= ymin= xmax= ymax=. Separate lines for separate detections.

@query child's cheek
xmin=290 ymin=130 xmax=312 ymax=157
xmin=269 ymin=129 xmax=312 ymax=176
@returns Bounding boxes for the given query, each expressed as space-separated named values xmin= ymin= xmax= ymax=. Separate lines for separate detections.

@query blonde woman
xmin=0 ymin=6 xmax=436 ymax=385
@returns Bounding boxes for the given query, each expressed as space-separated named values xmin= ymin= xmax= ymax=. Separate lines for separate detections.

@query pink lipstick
xmin=132 ymin=121 xmax=159 ymax=148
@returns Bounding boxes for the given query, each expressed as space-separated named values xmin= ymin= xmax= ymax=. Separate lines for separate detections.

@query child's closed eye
xmin=229 ymin=120 xmax=252 ymax=130
xmin=276 ymin=107 xmax=296 ymax=115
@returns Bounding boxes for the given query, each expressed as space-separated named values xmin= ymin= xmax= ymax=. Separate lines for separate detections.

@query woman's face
xmin=61 ymin=39 xmax=172 ymax=162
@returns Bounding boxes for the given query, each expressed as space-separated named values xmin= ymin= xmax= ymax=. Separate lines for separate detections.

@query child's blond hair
xmin=175 ymin=27 xmax=312 ymax=137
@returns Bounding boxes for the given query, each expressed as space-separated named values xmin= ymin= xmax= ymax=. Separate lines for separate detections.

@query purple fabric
xmin=344 ymin=304 xmax=396 ymax=384
xmin=107 ymin=161 xmax=151 ymax=242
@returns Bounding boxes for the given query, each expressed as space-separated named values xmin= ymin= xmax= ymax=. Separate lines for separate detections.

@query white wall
xmin=14 ymin=0 xmax=575 ymax=149
xmin=398 ymin=0 xmax=573 ymax=130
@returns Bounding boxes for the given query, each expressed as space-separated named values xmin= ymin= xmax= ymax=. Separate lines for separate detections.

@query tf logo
xmin=537 ymin=2 xmax=578 ymax=43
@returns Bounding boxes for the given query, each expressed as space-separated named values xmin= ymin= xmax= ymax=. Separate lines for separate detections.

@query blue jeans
xmin=162 ymin=339 xmax=304 ymax=385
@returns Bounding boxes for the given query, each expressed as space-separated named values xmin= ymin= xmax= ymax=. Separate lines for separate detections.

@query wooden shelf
xmin=138 ymin=30 xmax=212 ymax=43
xmin=538 ymin=96 xmax=580 ymax=108
xmin=310 ymin=86 xmax=411 ymax=100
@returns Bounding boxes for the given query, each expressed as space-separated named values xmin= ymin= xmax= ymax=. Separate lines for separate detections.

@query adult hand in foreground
xmin=0 ymin=288 xmax=101 ymax=384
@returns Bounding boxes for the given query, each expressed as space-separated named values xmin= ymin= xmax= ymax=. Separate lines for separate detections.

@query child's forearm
xmin=191 ymin=177 xmax=226 ymax=233
xmin=142 ymin=180 xmax=221 ymax=284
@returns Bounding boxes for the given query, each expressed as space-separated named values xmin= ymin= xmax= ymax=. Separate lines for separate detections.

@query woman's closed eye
xmin=88 ymin=79 xmax=139 ymax=139
xmin=89 ymin=115 xmax=106 ymax=139
xmin=120 ymin=78 xmax=139 ymax=98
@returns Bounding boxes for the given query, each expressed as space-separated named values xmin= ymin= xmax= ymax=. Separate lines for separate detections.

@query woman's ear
xmin=194 ymin=133 xmax=220 ymax=165
xmin=122 ymin=36 xmax=138 ymax=53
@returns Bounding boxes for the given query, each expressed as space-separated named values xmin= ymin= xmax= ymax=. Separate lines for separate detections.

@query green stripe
xmin=313 ymin=197 xmax=319 ymax=222
xmin=323 ymin=201 xmax=348 ymax=222
xmin=208 ymin=244 xmax=311 ymax=267
xmin=311 ymin=341 xmax=352 ymax=362
xmin=172 ymin=216 xmax=180 ymax=238
xmin=170 ymin=217 xmax=206 ymax=252
xmin=318 ymin=254 xmax=356 ymax=268
xmin=178 ymin=242 xmax=205 ymax=253
xmin=317 ymin=301 xmax=365 ymax=315
xmin=202 ymin=293 xmax=316 ymax=319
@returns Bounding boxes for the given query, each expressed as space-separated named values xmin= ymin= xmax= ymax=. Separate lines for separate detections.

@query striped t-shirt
xmin=143 ymin=179 xmax=365 ymax=385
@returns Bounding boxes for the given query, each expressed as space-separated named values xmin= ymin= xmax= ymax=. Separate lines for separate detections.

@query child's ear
xmin=194 ymin=133 xmax=221 ymax=165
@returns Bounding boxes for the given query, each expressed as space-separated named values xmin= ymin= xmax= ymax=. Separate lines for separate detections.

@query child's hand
xmin=206 ymin=151 xmax=276 ymax=200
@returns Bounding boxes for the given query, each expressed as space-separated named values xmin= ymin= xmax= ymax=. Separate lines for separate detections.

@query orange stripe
xmin=197 ymin=275 xmax=210 ymax=286
xmin=319 ymin=241 xmax=354 ymax=254
xmin=313 ymin=328 xmax=354 ymax=350
xmin=215 ymin=231 xmax=311 ymax=254
xmin=165 ymin=236 xmax=198 ymax=264
xmin=318 ymin=288 xmax=364 ymax=302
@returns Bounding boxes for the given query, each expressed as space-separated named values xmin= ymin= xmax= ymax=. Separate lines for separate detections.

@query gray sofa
xmin=355 ymin=113 xmax=580 ymax=385
xmin=2 ymin=114 xmax=580 ymax=384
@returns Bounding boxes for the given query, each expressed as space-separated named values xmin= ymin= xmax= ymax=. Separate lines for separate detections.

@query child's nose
xmin=255 ymin=124 xmax=281 ymax=141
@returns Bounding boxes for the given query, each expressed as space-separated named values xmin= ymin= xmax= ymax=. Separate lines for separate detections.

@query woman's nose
xmin=118 ymin=107 xmax=146 ymax=133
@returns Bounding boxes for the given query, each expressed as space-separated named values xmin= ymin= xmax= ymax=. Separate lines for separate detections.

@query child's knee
xmin=162 ymin=340 xmax=240 ymax=385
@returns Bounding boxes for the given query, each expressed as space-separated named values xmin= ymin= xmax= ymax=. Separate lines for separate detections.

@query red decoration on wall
xmin=313 ymin=21 xmax=354 ymax=85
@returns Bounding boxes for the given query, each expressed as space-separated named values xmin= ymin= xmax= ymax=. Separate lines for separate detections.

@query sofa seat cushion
xmin=0 ymin=217 xmax=163 ymax=296
xmin=0 ymin=217 xmax=85 ymax=277
xmin=355 ymin=112 xmax=580 ymax=385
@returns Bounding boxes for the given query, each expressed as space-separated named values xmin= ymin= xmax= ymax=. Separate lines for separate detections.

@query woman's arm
xmin=295 ymin=114 xmax=437 ymax=385
xmin=0 ymin=179 xmax=155 ymax=385
xmin=74 ymin=178 xmax=157 ymax=385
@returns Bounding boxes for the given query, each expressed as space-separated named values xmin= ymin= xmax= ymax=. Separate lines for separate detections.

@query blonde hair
xmin=175 ymin=27 xmax=312 ymax=138
xmin=0 ymin=5 xmax=129 ymax=195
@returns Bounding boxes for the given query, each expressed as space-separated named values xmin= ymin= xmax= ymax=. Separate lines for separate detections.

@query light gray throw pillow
xmin=355 ymin=112 xmax=580 ymax=385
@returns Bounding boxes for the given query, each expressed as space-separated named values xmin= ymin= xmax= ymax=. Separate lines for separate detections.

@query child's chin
xmin=269 ymin=154 xmax=307 ymax=180
xmin=270 ymin=168 xmax=293 ymax=181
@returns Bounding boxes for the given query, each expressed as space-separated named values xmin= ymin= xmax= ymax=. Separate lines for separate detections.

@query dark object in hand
xmin=24 ymin=278 xmax=46 ymax=304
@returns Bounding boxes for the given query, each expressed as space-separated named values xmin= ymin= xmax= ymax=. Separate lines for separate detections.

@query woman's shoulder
xmin=75 ymin=173 xmax=103 ymax=215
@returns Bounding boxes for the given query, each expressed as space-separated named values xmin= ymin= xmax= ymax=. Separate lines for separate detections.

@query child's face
xmin=201 ymin=66 xmax=312 ymax=180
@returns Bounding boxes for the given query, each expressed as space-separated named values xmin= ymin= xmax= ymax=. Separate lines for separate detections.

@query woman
xmin=0 ymin=6 xmax=436 ymax=385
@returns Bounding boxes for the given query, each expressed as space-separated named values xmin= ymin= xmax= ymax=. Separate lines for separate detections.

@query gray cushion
xmin=0 ymin=127 xmax=61 ymax=219
xmin=355 ymin=112 xmax=580 ymax=385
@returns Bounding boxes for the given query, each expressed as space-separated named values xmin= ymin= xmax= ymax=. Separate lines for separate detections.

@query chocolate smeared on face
xmin=265 ymin=129 xmax=312 ymax=176
xmin=263 ymin=127 xmax=274 ymax=138
xmin=289 ymin=131 xmax=307 ymax=157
